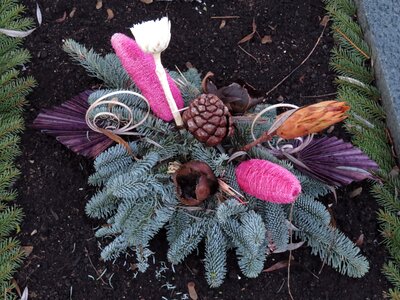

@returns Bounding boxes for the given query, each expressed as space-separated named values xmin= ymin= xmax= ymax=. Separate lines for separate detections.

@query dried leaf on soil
xmin=36 ymin=3 xmax=42 ymax=25
xmin=140 ymin=0 xmax=154 ymax=3
xmin=238 ymin=18 xmax=257 ymax=44
xmin=355 ymin=233 xmax=364 ymax=246
xmin=11 ymin=279 xmax=21 ymax=296
xmin=69 ymin=7 xmax=77 ymax=18
xmin=219 ymin=19 xmax=226 ymax=29
xmin=21 ymin=287 xmax=28 ymax=300
xmin=106 ymin=8 xmax=114 ymax=21
xmin=22 ymin=246 xmax=34 ymax=257
xmin=187 ymin=281 xmax=198 ymax=300
xmin=55 ymin=11 xmax=67 ymax=23
xmin=261 ymin=35 xmax=272 ymax=44
xmin=263 ymin=260 xmax=290 ymax=272
xmin=320 ymin=15 xmax=330 ymax=27
xmin=349 ymin=187 xmax=363 ymax=198
xmin=0 ymin=28 xmax=35 ymax=37
xmin=96 ymin=0 xmax=103 ymax=9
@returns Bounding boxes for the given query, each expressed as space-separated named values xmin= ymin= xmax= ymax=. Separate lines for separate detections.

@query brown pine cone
xmin=182 ymin=94 xmax=234 ymax=146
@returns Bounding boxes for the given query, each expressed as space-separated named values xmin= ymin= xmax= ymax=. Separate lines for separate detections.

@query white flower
xmin=130 ymin=17 xmax=171 ymax=54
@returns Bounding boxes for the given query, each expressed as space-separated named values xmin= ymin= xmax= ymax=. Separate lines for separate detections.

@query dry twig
xmin=265 ymin=22 xmax=328 ymax=97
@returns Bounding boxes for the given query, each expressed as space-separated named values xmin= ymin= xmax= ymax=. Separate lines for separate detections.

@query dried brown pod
xmin=203 ymin=74 xmax=264 ymax=115
xmin=182 ymin=94 xmax=234 ymax=147
xmin=173 ymin=161 xmax=219 ymax=206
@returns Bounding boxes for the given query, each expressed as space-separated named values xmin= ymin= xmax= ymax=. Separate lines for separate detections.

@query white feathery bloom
xmin=130 ymin=17 xmax=171 ymax=54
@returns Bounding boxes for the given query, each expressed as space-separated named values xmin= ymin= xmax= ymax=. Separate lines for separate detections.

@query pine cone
xmin=182 ymin=94 xmax=234 ymax=146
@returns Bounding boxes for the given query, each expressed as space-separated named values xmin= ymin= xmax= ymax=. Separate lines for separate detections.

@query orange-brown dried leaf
xmin=276 ymin=101 xmax=349 ymax=139
xmin=106 ymin=8 xmax=114 ymax=21
xmin=238 ymin=18 xmax=257 ymax=44
xmin=261 ymin=35 xmax=272 ymax=44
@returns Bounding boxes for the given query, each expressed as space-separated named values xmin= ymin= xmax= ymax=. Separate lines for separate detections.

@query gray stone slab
xmin=354 ymin=0 xmax=400 ymax=157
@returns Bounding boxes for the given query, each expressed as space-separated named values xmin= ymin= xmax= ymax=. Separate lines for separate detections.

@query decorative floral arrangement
xmin=34 ymin=17 xmax=378 ymax=287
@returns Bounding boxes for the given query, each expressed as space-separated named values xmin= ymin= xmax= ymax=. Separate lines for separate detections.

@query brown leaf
xmin=261 ymin=35 xmax=272 ymax=44
xmin=140 ymin=0 xmax=154 ymax=3
xmin=55 ymin=11 xmax=67 ymax=23
xmin=263 ymin=260 xmax=289 ymax=272
xmin=106 ymin=8 xmax=114 ymax=21
xmin=187 ymin=281 xmax=198 ymax=300
xmin=11 ymin=279 xmax=21 ymax=297
xmin=327 ymin=205 xmax=337 ymax=228
xmin=219 ymin=19 xmax=226 ymax=29
xmin=98 ymin=128 xmax=134 ymax=158
xmin=96 ymin=0 xmax=103 ymax=9
xmin=69 ymin=7 xmax=77 ymax=18
xmin=355 ymin=233 xmax=365 ymax=246
xmin=320 ymin=15 xmax=330 ymax=27
xmin=130 ymin=263 xmax=138 ymax=271
xmin=22 ymin=246 xmax=33 ymax=257
xmin=238 ymin=18 xmax=257 ymax=44
xmin=349 ymin=187 xmax=363 ymax=198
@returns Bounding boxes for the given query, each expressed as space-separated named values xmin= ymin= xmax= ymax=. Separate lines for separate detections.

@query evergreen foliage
xmin=68 ymin=18 xmax=369 ymax=286
xmin=327 ymin=0 xmax=400 ymax=296
xmin=0 ymin=0 xmax=35 ymax=297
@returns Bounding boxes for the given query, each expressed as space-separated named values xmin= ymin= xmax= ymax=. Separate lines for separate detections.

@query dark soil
xmin=16 ymin=0 xmax=388 ymax=299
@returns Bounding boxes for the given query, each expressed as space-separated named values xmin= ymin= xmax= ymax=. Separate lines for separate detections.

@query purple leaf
xmin=278 ymin=136 xmax=379 ymax=186
xmin=32 ymin=91 xmax=113 ymax=158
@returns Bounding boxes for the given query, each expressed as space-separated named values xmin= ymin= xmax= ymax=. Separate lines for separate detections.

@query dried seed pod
xmin=173 ymin=160 xmax=219 ymax=206
xmin=182 ymin=94 xmax=234 ymax=146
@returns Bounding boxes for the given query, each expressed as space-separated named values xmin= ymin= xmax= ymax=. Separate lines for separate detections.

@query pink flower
xmin=235 ymin=159 xmax=301 ymax=204
xmin=111 ymin=33 xmax=184 ymax=122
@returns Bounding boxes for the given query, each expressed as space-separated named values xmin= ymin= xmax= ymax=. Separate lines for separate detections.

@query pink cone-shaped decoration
xmin=235 ymin=159 xmax=301 ymax=204
xmin=111 ymin=33 xmax=184 ymax=122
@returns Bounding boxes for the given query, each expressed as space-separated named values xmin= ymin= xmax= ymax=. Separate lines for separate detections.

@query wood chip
xmin=320 ymin=15 xmax=330 ymax=27
xmin=106 ymin=8 xmax=114 ymax=21
xmin=219 ymin=19 xmax=226 ymax=29
xmin=22 ymin=246 xmax=33 ymax=257
xmin=261 ymin=35 xmax=272 ymax=44
xmin=55 ymin=11 xmax=67 ymax=23
xmin=140 ymin=0 xmax=154 ymax=3
xmin=349 ymin=187 xmax=363 ymax=198
xmin=187 ymin=282 xmax=198 ymax=300
xmin=30 ymin=229 xmax=37 ymax=236
xmin=69 ymin=7 xmax=77 ymax=18
xmin=96 ymin=0 xmax=103 ymax=9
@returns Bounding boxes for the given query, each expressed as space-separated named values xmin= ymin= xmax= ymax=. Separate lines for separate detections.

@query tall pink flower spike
xmin=111 ymin=33 xmax=184 ymax=122
xmin=235 ymin=159 xmax=301 ymax=204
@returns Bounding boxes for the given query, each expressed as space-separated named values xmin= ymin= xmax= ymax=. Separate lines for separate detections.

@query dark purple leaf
xmin=276 ymin=136 xmax=379 ymax=186
xmin=32 ymin=90 xmax=113 ymax=158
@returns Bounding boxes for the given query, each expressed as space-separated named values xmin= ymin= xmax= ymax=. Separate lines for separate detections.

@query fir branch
xmin=205 ymin=220 xmax=227 ymax=287
xmin=167 ymin=218 xmax=207 ymax=264
xmin=63 ymin=39 xmax=133 ymax=89
xmin=0 ymin=1 xmax=35 ymax=296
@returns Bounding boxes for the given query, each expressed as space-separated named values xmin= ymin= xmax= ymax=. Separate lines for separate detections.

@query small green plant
xmin=0 ymin=0 xmax=35 ymax=297
xmin=326 ymin=0 xmax=400 ymax=298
